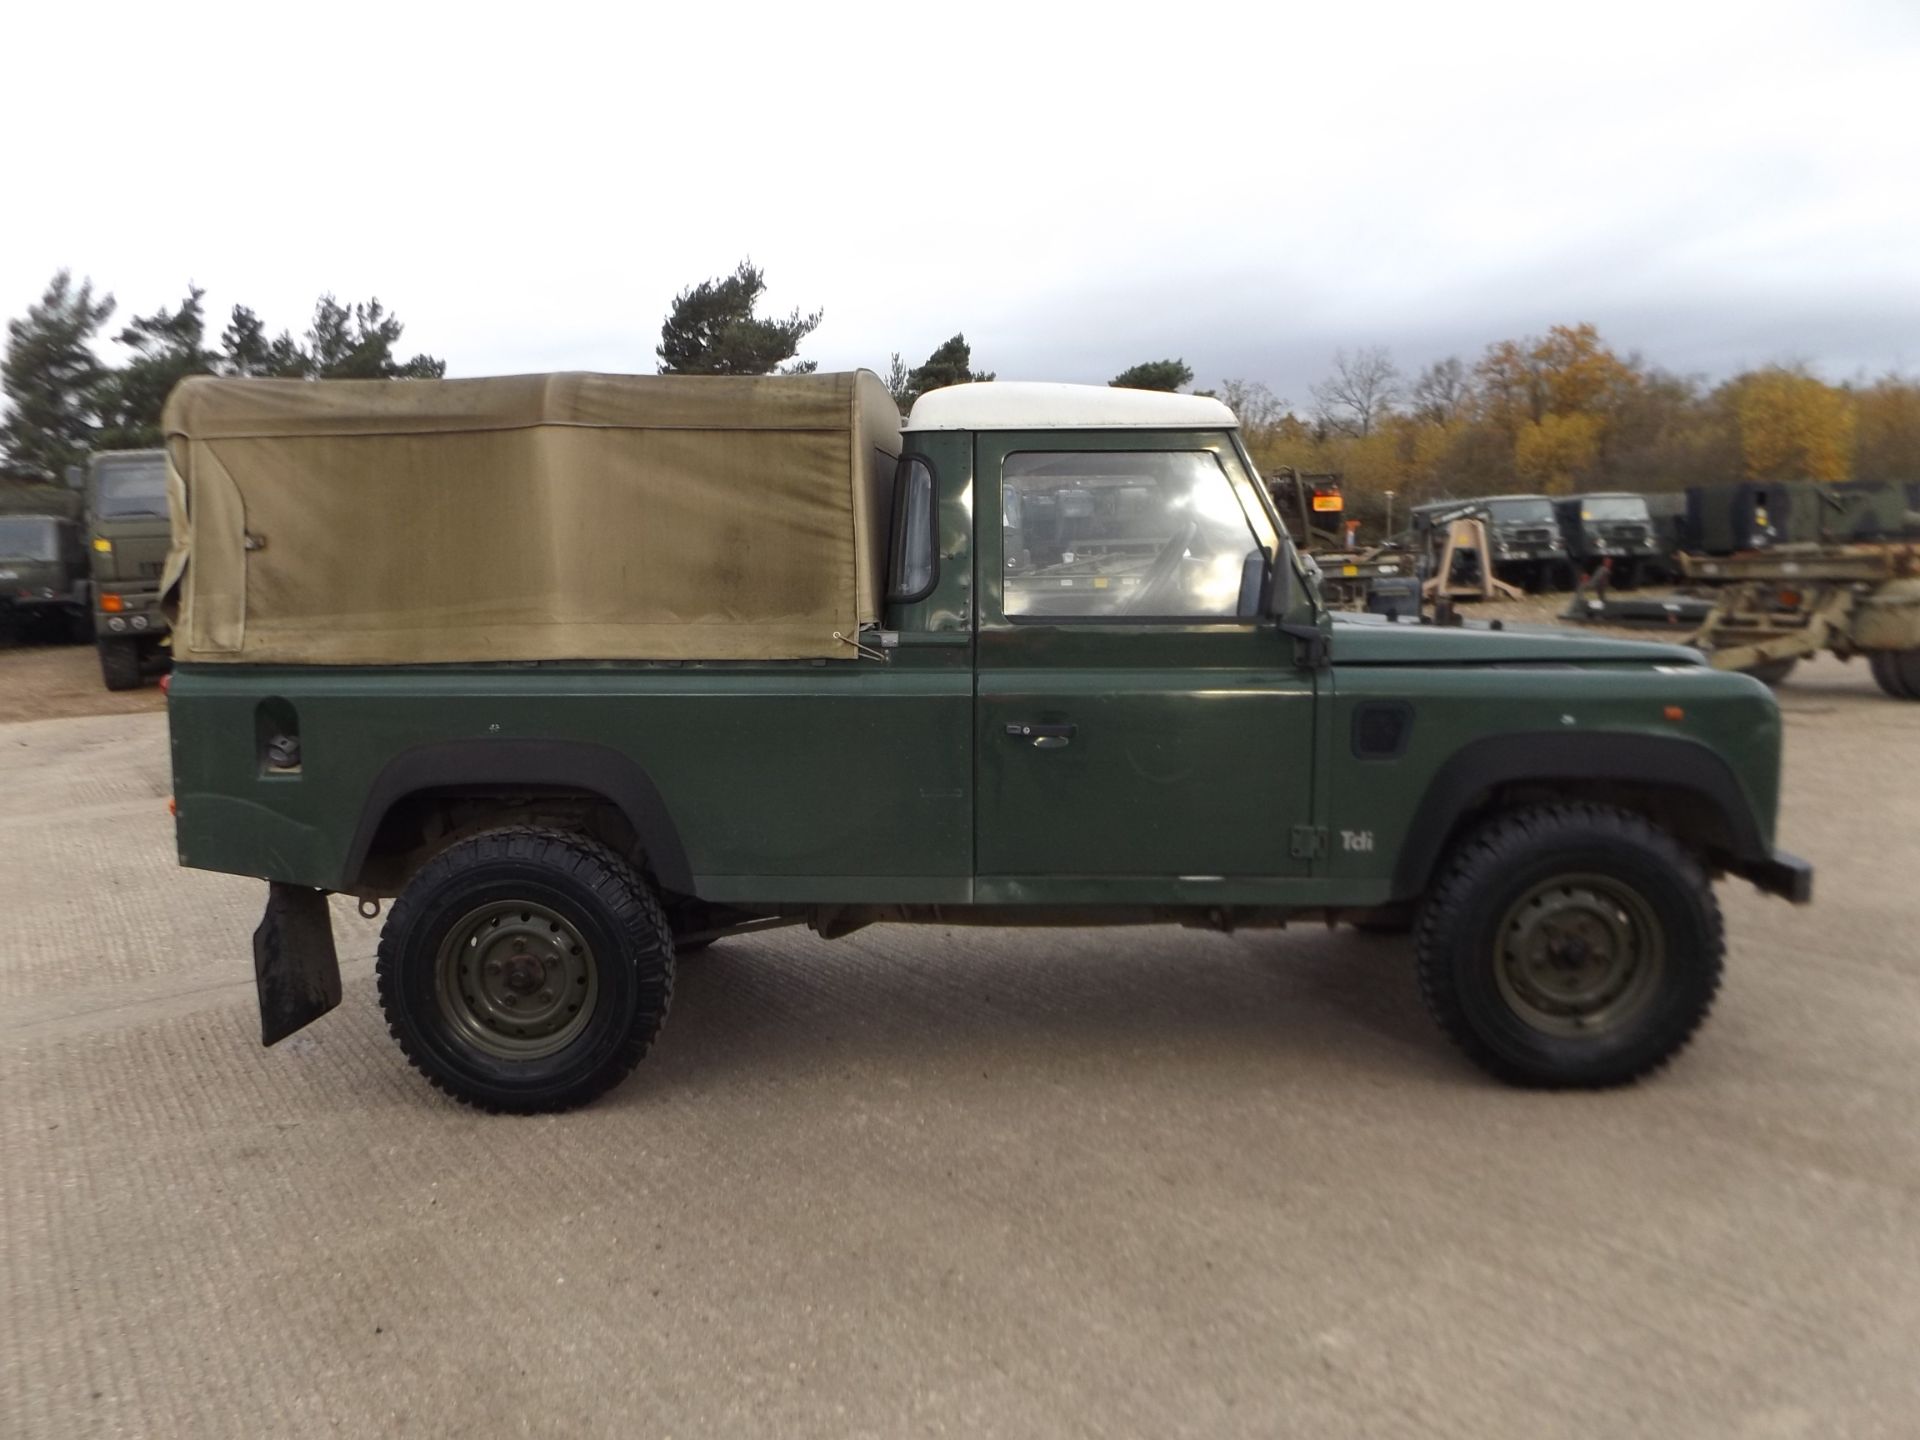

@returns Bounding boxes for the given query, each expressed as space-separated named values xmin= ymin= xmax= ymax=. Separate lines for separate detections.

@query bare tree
xmin=1206 ymin=378 xmax=1291 ymax=440
xmin=1311 ymin=346 xmax=1401 ymax=438
xmin=1409 ymin=356 xmax=1472 ymax=424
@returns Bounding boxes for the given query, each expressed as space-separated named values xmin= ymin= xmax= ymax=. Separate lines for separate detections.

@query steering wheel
xmin=1122 ymin=520 xmax=1199 ymax=616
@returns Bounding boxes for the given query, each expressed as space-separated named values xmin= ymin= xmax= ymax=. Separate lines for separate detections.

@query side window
xmin=887 ymin=455 xmax=938 ymax=603
xmin=1002 ymin=451 xmax=1263 ymax=620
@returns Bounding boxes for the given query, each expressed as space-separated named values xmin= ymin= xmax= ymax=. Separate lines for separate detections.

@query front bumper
xmin=96 ymin=589 xmax=169 ymax=637
xmin=1740 ymin=849 xmax=1814 ymax=904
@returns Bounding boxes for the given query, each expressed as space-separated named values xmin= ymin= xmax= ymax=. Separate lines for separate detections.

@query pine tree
xmin=656 ymin=261 xmax=822 ymax=375
xmin=0 ymin=271 xmax=115 ymax=480
xmin=220 ymin=296 xmax=445 ymax=380
xmin=1110 ymin=359 xmax=1193 ymax=392
xmin=902 ymin=334 xmax=993 ymax=405
xmin=95 ymin=284 xmax=221 ymax=448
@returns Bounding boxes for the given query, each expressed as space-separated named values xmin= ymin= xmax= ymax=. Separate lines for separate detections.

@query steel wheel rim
xmin=1493 ymin=873 xmax=1665 ymax=1037
xmin=434 ymin=899 xmax=598 ymax=1060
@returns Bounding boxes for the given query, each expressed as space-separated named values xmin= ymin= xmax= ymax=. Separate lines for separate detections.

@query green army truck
xmin=87 ymin=449 xmax=173 ymax=690
xmin=162 ymin=372 xmax=1811 ymax=1112
xmin=1555 ymin=492 xmax=1661 ymax=585
xmin=0 ymin=512 xmax=89 ymax=641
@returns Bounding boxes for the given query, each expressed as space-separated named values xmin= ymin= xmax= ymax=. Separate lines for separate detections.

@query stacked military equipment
xmin=1265 ymin=467 xmax=1415 ymax=610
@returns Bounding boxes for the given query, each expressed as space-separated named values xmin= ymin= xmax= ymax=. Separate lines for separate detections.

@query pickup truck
xmin=161 ymin=371 xmax=1811 ymax=1112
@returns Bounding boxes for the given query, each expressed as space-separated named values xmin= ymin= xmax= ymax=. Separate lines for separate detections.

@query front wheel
xmin=376 ymin=827 xmax=674 ymax=1112
xmin=1415 ymin=805 xmax=1723 ymax=1088
xmin=97 ymin=635 xmax=142 ymax=690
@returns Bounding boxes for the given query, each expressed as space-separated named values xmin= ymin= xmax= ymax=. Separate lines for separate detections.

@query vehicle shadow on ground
xmin=632 ymin=924 xmax=1452 ymax=1100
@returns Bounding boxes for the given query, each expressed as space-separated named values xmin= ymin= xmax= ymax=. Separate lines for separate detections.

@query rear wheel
xmin=97 ymin=636 xmax=141 ymax=691
xmin=1871 ymin=649 xmax=1920 ymax=700
xmin=376 ymin=827 xmax=674 ymax=1112
xmin=1415 ymin=805 xmax=1722 ymax=1088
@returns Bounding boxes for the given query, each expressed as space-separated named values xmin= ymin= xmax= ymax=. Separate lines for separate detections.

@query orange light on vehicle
xmin=1312 ymin=493 xmax=1344 ymax=513
xmin=1777 ymin=588 xmax=1802 ymax=608
xmin=101 ymin=594 xmax=124 ymax=612
xmin=1664 ymin=706 xmax=1685 ymax=722
xmin=167 ymin=797 xmax=177 ymax=817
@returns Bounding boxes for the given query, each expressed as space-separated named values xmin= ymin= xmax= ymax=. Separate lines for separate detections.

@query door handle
xmin=1005 ymin=722 xmax=1075 ymax=750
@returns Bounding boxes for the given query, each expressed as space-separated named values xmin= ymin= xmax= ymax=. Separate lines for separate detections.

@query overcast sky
xmin=3 ymin=0 xmax=1916 ymax=406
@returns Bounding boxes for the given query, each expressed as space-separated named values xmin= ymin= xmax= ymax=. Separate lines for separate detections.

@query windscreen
xmin=1582 ymin=496 xmax=1649 ymax=521
xmin=1001 ymin=451 xmax=1264 ymax=620
xmin=92 ymin=457 xmax=169 ymax=519
xmin=1488 ymin=498 xmax=1555 ymax=524
xmin=0 ymin=517 xmax=60 ymax=560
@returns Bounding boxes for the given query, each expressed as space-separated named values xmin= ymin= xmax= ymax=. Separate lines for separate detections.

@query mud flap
xmin=253 ymin=883 xmax=342 ymax=1046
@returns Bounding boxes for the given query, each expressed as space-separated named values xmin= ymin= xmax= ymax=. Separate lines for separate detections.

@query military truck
xmin=0 ymin=513 xmax=89 ymax=640
xmin=1555 ymin=493 xmax=1660 ymax=586
xmin=87 ymin=449 xmax=173 ymax=689
xmin=162 ymin=372 xmax=1810 ymax=1112
xmin=1410 ymin=495 xmax=1566 ymax=592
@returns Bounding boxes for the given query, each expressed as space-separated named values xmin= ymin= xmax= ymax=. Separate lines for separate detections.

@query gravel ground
xmin=2 ymin=649 xmax=1917 ymax=1438
xmin=0 ymin=636 xmax=165 ymax=723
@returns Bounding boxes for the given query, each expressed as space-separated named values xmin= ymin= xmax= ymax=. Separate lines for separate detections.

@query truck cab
xmin=1556 ymin=491 xmax=1659 ymax=583
xmin=163 ymin=373 xmax=1810 ymax=1112
xmin=86 ymin=449 xmax=172 ymax=690
xmin=0 ymin=512 xmax=88 ymax=639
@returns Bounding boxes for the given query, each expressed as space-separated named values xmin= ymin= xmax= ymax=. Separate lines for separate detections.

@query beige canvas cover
xmin=161 ymin=370 xmax=901 ymax=663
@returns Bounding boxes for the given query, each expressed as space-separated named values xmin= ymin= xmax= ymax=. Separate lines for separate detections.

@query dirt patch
xmin=0 ymin=638 xmax=166 ymax=722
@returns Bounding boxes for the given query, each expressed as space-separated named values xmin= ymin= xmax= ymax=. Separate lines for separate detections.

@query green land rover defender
xmin=162 ymin=371 xmax=1811 ymax=1112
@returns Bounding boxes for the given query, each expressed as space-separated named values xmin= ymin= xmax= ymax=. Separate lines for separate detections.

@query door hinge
xmin=1289 ymin=825 xmax=1328 ymax=859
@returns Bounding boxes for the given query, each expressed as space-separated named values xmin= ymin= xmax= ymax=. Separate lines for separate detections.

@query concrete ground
xmin=2 ymin=650 xmax=1917 ymax=1438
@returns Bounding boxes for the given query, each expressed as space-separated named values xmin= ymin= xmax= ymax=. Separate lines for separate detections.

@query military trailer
xmin=87 ymin=449 xmax=173 ymax=689
xmin=0 ymin=512 xmax=89 ymax=640
xmin=1555 ymin=493 xmax=1659 ymax=586
xmin=163 ymin=371 xmax=1810 ymax=1112
xmin=1678 ymin=542 xmax=1920 ymax=694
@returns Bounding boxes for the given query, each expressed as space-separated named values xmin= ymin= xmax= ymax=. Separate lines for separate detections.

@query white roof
xmin=904 ymin=382 xmax=1238 ymax=432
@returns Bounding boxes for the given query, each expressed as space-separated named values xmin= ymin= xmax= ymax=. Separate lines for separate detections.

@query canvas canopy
xmin=161 ymin=370 xmax=901 ymax=663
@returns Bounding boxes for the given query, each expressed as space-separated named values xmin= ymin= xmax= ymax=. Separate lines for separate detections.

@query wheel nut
xmin=486 ymin=958 xmax=502 ymax=975
xmin=503 ymin=995 xmax=518 ymax=1007
xmin=540 ymin=990 xmax=553 ymax=1003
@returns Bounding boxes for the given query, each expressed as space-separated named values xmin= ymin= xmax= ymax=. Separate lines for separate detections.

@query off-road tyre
xmin=1415 ymin=804 xmax=1723 ymax=1088
xmin=97 ymin=636 xmax=141 ymax=691
xmin=1871 ymin=649 xmax=1920 ymax=700
xmin=375 ymin=827 xmax=674 ymax=1113
xmin=1743 ymin=657 xmax=1798 ymax=687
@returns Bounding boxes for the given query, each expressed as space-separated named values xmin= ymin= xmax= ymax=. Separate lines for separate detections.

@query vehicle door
xmin=973 ymin=432 xmax=1318 ymax=900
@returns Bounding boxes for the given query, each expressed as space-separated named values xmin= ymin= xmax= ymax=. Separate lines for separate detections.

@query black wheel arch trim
xmin=1391 ymin=731 xmax=1775 ymax=900
xmin=342 ymin=739 xmax=694 ymax=894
